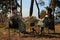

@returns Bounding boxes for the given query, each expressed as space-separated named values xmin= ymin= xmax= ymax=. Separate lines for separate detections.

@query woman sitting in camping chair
xmin=38 ymin=7 xmax=55 ymax=34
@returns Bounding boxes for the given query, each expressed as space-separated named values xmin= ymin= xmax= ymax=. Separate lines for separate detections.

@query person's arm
xmin=38 ymin=18 xmax=44 ymax=21
xmin=41 ymin=18 xmax=44 ymax=21
xmin=41 ymin=15 xmax=48 ymax=21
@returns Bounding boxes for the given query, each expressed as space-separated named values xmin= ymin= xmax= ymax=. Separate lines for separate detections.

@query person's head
xmin=45 ymin=7 xmax=53 ymax=19
xmin=45 ymin=7 xmax=52 ymax=15
xmin=12 ymin=7 xmax=17 ymax=14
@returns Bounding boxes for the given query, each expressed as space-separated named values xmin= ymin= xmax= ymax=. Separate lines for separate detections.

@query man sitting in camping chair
xmin=9 ymin=7 xmax=20 ymax=29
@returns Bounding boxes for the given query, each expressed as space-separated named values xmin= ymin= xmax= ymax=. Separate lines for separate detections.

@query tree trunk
xmin=35 ymin=0 xmax=40 ymax=18
xmin=29 ymin=0 xmax=34 ymax=16
xmin=20 ymin=0 xmax=22 ymax=17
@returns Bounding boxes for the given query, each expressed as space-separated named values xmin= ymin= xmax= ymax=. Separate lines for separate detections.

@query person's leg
xmin=41 ymin=27 xmax=42 ymax=34
xmin=41 ymin=27 xmax=44 ymax=34
xmin=30 ymin=27 xmax=32 ymax=32
xmin=38 ymin=25 xmax=40 ymax=34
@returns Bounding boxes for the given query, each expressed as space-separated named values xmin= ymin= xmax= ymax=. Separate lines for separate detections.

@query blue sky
xmin=17 ymin=0 xmax=51 ymax=18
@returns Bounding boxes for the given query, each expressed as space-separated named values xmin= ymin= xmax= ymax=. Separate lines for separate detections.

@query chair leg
xmin=19 ymin=27 xmax=21 ymax=37
xmin=8 ymin=27 xmax=11 ymax=40
xmin=54 ymin=29 xmax=55 ymax=33
xmin=19 ymin=30 xmax=21 ymax=37
xmin=48 ymin=28 xmax=49 ymax=34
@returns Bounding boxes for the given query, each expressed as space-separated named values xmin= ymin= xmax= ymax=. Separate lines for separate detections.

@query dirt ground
xmin=0 ymin=20 xmax=60 ymax=40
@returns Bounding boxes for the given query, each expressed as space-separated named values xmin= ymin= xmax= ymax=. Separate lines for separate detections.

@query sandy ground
xmin=0 ymin=20 xmax=60 ymax=40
